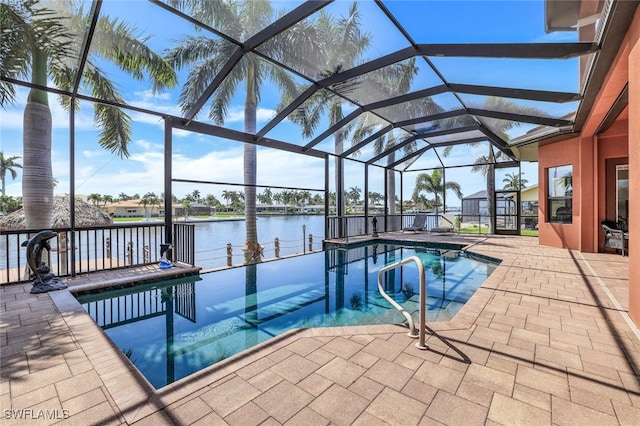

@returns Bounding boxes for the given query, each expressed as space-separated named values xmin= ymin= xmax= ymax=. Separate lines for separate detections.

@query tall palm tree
xmin=1 ymin=1 xmax=176 ymax=229
xmin=0 ymin=152 xmax=22 ymax=196
xmin=287 ymin=3 xmax=370 ymax=217
xmin=412 ymin=168 xmax=462 ymax=215
xmin=166 ymin=0 xmax=312 ymax=263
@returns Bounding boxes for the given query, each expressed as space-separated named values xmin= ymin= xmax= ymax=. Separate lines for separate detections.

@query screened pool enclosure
xmin=1 ymin=0 xmax=631 ymax=269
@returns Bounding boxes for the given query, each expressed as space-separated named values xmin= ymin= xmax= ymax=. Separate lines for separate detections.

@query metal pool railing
xmin=1 ymin=223 xmax=169 ymax=284
xmin=377 ymin=255 xmax=428 ymax=350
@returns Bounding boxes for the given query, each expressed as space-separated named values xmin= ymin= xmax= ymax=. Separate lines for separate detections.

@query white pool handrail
xmin=377 ymin=255 xmax=428 ymax=350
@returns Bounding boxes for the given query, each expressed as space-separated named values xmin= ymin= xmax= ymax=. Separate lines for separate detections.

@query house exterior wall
xmin=538 ymin=139 xmax=582 ymax=249
xmin=538 ymin=7 xmax=640 ymax=325
xmin=629 ymin=22 xmax=640 ymax=324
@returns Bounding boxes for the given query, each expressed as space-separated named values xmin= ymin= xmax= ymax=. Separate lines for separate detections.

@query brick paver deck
xmin=2 ymin=234 xmax=639 ymax=425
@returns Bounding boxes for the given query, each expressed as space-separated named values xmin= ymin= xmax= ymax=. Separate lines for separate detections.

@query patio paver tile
xmin=269 ymin=353 xmax=319 ymax=384
xmin=551 ymin=395 xmax=618 ymax=425
xmin=225 ymin=401 xmax=270 ymax=426
xmin=348 ymin=375 xmax=384 ymax=401
xmin=363 ymin=358 xmax=413 ymax=391
xmin=297 ymin=373 xmax=333 ymax=397
xmin=199 ymin=376 xmax=261 ymax=418
xmin=246 ymin=369 xmax=283 ymax=392
xmin=321 ymin=337 xmax=364 ymax=359
xmin=366 ymin=387 xmax=427 ymax=425
xmin=426 ymin=390 xmax=488 ymax=425
xmin=316 ymin=356 xmax=366 ymax=388
xmin=401 ymin=378 xmax=438 ymax=406
xmin=284 ymin=407 xmax=330 ymax=426
xmin=309 ymin=384 xmax=368 ymax=426
xmin=253 ymin=380 xmax=313 ymax=424
xmin=488 ymin=392 xmax=550 ymax=425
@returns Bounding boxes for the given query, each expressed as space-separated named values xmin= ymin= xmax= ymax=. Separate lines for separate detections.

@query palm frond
xmin=92 ymin=16 xmax=176 ymax=91
xmin=0 ymin=0 xmax=72 ymax=105
xmin=83 ymin=67 xmax=131 ymax=157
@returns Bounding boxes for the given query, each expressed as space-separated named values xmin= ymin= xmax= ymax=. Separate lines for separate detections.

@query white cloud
xmin=225 ymin=106 xmax=276 ymax=124
xmin=82 ymin=150 xmax=104 ymax=158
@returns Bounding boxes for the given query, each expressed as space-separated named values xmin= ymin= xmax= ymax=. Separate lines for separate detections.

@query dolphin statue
xmin=22 ymin=230 xmax=57 ymax=282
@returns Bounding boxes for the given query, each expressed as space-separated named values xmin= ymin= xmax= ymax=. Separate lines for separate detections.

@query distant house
xmin=461 ymin=190 xmax=490 ymax=224
xmin=104 ymin=199 xmax=165 ymax=218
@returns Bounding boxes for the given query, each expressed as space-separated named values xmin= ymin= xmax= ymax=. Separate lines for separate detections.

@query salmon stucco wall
xmin=538 ymin=139 xmax=582 ymax=250
xmin=629 ymin=24 xmax=640 ymax=325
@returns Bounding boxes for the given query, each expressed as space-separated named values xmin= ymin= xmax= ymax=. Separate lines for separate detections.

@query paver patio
xmin=1 ymin=234 xmax=639 ymax=425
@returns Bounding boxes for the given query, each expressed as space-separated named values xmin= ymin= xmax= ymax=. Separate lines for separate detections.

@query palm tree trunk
xmin=243 ymin=62 xmax=261 ymax=264
xmin=22 ymin=102 xmax=53 ymax=229
xmin=387 ymin=151 xmax=396 ymax=215
xmin=487 ymin=150 xmax=496 ymax=234
xmin=23 ymin=47 xmax=53 ymax=229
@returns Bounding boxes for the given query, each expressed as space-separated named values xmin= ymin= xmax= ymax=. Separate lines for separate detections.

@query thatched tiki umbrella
xmin=0 ymin=196 xmax=112 ymax=275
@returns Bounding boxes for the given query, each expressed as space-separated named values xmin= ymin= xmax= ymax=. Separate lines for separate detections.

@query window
xmin=617 ymin=165 xmax=628 ymax=227
xmin=548 ymin=165 xmax=572 ymax=223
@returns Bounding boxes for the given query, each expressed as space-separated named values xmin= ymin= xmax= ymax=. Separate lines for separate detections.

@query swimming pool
xmin=75 ymin=241 xmax=499 ymax=388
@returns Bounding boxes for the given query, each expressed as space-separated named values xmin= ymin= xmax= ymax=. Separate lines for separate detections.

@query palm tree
xmin=503 ymin=172 xmax=528 ymax=190
xmin=221 ymin=190 xmax=233 ymax=213
xmin=287 ymin=3 xmax=370 ymax=217
xmin=166 ymin=0 xmax=314 ymax=263
xmin=1 ymin=1 xmax=176 ymax=229
xmin=0 ymin=152 xmax=22 ymax=196
xmin=140 ymin=192 xmax=160 ymax=218
xmin=347 ymin=186 xmax=362 ymax=207
xmin=203 ymin=194 xmax=220 ymax=216
xmin=87 ymin=193 xmax=102 ymax=206
xmin=412 ymin=169 xmax=462 ymax=215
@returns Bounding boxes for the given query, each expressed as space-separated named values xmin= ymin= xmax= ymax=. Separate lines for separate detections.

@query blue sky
xmin=0 ymin=0 xmax=584 ymax=206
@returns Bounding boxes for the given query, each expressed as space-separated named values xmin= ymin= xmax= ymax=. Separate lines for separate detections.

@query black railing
xmin=1 ymin=223 xmax=167 ymax=285
xmin=173 ymin=223 xmax=195 ymax=266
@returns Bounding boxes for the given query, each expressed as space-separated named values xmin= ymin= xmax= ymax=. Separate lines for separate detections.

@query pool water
xmin=75 ymin=242 xmax=499 ymax=388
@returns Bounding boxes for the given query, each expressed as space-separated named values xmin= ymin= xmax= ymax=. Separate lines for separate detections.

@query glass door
xmin=495 ymin=190 xmax=520 ymax=235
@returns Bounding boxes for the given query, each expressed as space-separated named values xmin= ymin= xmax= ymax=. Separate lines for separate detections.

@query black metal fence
xmin=1 ymin=223 xmax=169 ymax=285
xmin=326 ymin=213 xmax=539 ymax=239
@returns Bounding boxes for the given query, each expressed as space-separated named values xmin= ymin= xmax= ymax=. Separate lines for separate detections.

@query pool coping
xmin=45 ymin=238 xmax=504 ymax=423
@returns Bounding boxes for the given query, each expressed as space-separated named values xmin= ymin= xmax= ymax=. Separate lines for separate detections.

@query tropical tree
xmin=502 ymin=171 xmax=528 ymax=190
xmin=140 ymin=192 xmax=160 ymax=217
xmin=0 ymin=195 xmax=22 ymax=214
xmin=190 ymin=189 xmax=201 ymax=203
xmin=181 ymin=198 xmax=191 ymax=219
xmin=118 ymin=192 xmax=129 ymax=201
xmin=221 ymin=190 xmax=233 ymax=213
xmin=0 ymin=152 xmax=22 ymax=196
xmin=368 ymin=191 xmax=384 ymax=205
xmin=412 ymin=169 xmax=462 ymax=215
xmin=287 ymin=3 xmax=370 ymax=217
xmin=203 ymin=193 xmax=220 ymax=215
xmin=1 ymin=1 xmax=176 ymax=229
xmin=87 ymin=193 xmax=102 ymax=206
xmin=166 ymin=0 xmax=316 ymax=263
xmin=257 ymin=187 xmax=273 ymax=205
xmin=347 ymin=186 xmax=362 ymax=207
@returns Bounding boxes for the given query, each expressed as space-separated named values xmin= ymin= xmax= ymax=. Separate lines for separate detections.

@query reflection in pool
xmin=75 ymin=241 xmax=499 ymax=388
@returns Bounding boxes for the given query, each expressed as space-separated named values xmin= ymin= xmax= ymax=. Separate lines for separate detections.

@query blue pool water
xmin=75 ymin=241 xmax=499 ymax=388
